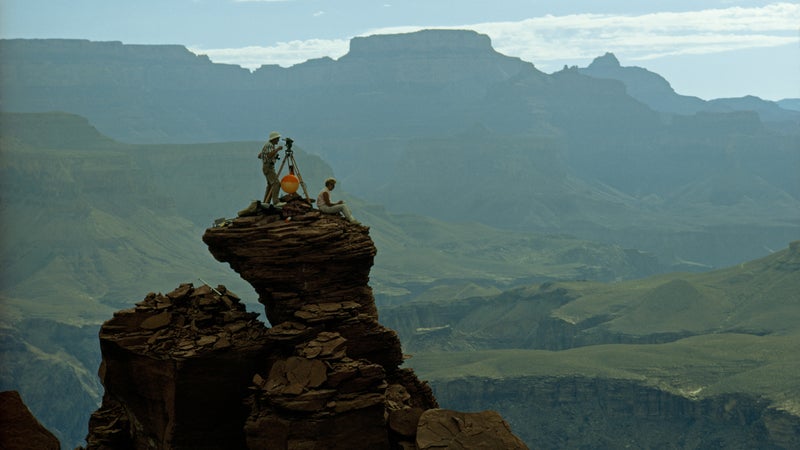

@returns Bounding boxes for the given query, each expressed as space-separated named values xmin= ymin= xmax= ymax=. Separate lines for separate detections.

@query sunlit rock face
xmin=80 ymin=200 xmax=525 ymax=449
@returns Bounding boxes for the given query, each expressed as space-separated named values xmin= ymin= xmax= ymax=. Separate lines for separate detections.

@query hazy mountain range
xmin=2 ymin=30 xmax=797 ymax=269
xmin=1 ymin=29 xmax=799 ymax=448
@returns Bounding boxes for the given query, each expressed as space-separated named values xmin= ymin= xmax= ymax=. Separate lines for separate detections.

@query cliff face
xmin=433 ymin=376 xmax=799 ymax=450
xmin=81 ymin=201 xmax=526 ymax=449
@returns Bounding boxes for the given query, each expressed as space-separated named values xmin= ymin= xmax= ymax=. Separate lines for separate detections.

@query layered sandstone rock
xmin=81 ymin=200 xmax=525 ymax=449
xmin=205 ymin=202 xmax=439 ymax=448
xmin=82 ymin=283 xmax=270 ymax=450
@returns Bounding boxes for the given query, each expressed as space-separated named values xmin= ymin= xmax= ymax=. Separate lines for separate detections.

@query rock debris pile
xmin=104 ymin=283 xmax=267 ymax=358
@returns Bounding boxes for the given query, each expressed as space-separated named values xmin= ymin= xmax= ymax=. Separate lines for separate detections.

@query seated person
xmin=317 ymin=178 xmax=360 ymax=224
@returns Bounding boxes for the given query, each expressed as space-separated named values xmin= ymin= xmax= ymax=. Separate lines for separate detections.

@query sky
xmin=2 ymin=0 xmax=798 ymax=101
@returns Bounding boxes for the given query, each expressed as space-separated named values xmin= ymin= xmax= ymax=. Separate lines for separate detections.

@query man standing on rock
xmin=259 ymin=131 xmax=283 ymax=204
xmin=317 ymin=178 xmax=360 ymax=224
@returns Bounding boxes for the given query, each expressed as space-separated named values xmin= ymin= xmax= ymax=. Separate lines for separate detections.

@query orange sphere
xmin=281 ymin=173 xmax=300 ymax=194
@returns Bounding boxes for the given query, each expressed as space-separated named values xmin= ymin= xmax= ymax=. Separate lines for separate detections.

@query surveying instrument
xmin=264 ymin=137 xmax=311 ymax=203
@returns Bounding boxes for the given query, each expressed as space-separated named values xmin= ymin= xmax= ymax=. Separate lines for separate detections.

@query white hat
xmin=268 ymin=131 xmax=281 ymax=141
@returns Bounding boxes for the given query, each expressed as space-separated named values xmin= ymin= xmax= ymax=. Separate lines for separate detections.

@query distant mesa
xmin=348 ymin=29 xmax=494 ymax=57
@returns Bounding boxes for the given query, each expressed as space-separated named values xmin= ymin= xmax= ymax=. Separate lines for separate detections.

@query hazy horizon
xmin=1 ymin=0 xmax=798 ymax=101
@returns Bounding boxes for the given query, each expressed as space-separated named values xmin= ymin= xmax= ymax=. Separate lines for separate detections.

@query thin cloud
xmin=468 ymin=3 xmax=799 ymax=68
xmin=191 ymin=39 xmax=350 ymax=69
xmin=191 ymin=3 xmax=800 ymax=71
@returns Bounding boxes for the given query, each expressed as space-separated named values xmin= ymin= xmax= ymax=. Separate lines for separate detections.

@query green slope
xmin=410 ymin=333 xmax=800 ymax=414
xmin=398 ymin=241 xmax=800 ymax=421
xmin=552 ymin=241 xmax=800 ymax=336
xmin=0 ymin=118 xmax=257 ymax=321
xmin=358 ymin=204 xmax=664 ymax=304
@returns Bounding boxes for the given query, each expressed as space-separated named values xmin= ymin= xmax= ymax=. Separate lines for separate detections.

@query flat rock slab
xmin=416 ymin=409 xmax=529 ymax=450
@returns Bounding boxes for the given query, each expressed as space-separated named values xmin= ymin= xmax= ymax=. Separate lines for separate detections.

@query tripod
xmin=264 ymin=139 xmax=311 ymax=203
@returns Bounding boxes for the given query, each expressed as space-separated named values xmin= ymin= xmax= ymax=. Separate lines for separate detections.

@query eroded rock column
xmin=84 ymin=283 xmax=270 ymax=450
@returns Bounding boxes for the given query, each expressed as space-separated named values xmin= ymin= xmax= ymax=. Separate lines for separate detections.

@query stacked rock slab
xmin=82 ymin=283 xmax=270 ymax=449
xmin=203 ymin=206 xmax=439 ymax=448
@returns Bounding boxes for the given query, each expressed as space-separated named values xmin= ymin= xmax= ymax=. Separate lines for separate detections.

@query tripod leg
xmin=287 ymin=154 xmax=311 ymax=201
